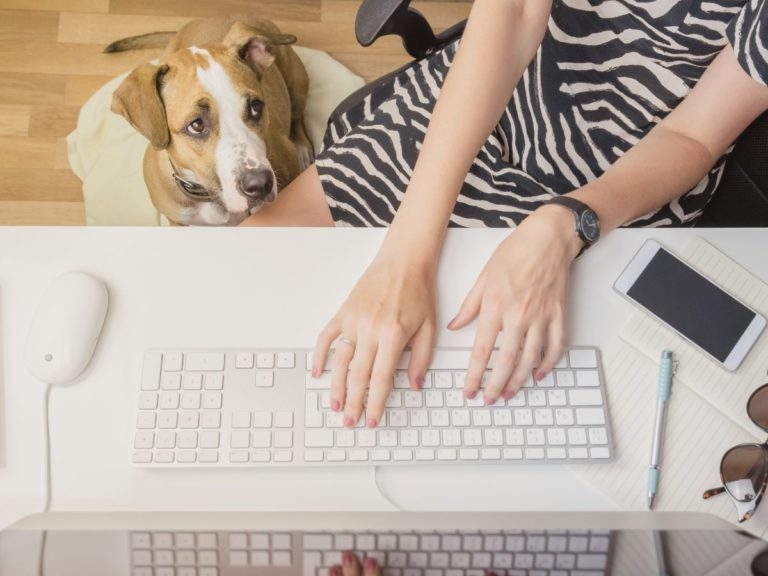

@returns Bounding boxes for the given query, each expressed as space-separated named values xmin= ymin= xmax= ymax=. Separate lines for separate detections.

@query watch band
xmin=545 ymin=195 xmax=600 ymax=254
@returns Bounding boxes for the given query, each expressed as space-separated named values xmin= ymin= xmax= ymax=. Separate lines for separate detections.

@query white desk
xmin=0 ymin=227 xmax=764 ymax=531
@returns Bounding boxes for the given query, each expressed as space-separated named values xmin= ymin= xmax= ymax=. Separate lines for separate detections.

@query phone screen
xmin=627 ymin=248 xmax=757 ymax=362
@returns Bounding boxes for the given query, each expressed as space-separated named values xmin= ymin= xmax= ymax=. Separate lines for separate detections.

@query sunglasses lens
xmin=722 ymin=445 xmax=768 ymax=502
xmin=748 ymin=385 xmax=768 ymax=429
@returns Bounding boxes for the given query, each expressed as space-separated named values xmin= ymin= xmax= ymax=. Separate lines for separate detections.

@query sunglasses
xmin=703 ymin=383 xmax=768 ymax=523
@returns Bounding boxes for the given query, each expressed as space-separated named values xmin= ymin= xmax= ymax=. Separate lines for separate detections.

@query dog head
xmin=111 ymin=22 xmax=297 ymax=224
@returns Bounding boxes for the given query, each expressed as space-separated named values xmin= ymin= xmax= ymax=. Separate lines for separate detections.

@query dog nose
xmin=237 ymin=169 xmax=274 ymax=200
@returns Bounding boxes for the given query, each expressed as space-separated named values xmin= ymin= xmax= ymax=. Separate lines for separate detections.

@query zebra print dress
xmin=315 ymin=0 xmax=768 ymax=228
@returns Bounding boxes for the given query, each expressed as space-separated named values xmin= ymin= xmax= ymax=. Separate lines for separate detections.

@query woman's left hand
xmin=448 ymin=203 xmax=585 ymax=404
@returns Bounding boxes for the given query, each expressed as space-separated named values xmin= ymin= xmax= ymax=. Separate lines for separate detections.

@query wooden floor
xmin=0 ymin=0 xmax=471 ymax=225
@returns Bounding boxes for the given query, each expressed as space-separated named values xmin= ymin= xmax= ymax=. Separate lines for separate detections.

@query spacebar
xmin=396 ymin=350 xmax=475 ymax=370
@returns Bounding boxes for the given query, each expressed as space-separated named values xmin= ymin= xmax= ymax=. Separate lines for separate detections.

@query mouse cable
xmin=38 ymin=383 xmax=53 ymax=576
xmin=372 ymin=466 xmax=404 ymax=511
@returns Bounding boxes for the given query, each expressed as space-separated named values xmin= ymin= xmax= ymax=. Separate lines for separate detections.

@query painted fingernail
xmin=415 ymin=376 xmax=424 ymax=389
xmin=311 ymin=366 xmax=318 ymax=378
xmin=365 ymin=558 xmax=378 ymax=570
xmin=447 ymin=317 xmax=457 ymax=329
xmin=484 ymin=395 xmax=495 ymax=405
xmin=464 ymin=389 xmax=477 ymax=399
xmin=331 ymin=400 xmax=340 ymax=412
xmin=330 ymin=567 xmax=340 ymax=576
xmin=366 ymin=417 xmax=378 ymax=429
xmin=502 ymin=390 xmax=514 ymax=400
xmin=342 ymin=551 xmax=354 ymax=566
xmin=343 ymin=416 xmax=354 ymax=427
xmin=535 ymin=370 xmax=544 ymax=381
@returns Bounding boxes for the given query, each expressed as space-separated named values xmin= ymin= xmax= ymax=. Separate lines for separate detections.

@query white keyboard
xmin=130 ymin=529 xmax=613 ymax=576
xmin=132 ymin=347 xmax=613 ymax=467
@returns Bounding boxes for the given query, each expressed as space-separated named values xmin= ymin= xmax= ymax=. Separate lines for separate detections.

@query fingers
xmin=343 ymin=333 xmax=377 ymax=427
xmin=464 ymin=308 xmax=501 ymax=399
xmin=366 ymin=327 xmax=409 ymax=428
xmin=332 ymin=554 xmax=380 ymax=576
xmin=537 ymin=310 xmax=567 ymax=380
xmin=313 ymin=320 xmax=341 ymax=377
xmin=330 ymin=334 xmax=355 ymax=413
xmin=340 ymin=551 xmax=361 ymax=576
xmin=408 ymin=321 xmax=435 ymax=389
xmin=503 ymin=322 xmax=545 ymax=400
xmin=448 ymin=275 xmax=485 ymax=330
xmin=485 ymin=323 xmax=523 ymax=404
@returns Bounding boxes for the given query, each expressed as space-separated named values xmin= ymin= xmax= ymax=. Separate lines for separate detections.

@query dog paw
xmin=295 ymin=142 xmax=314 ymax=171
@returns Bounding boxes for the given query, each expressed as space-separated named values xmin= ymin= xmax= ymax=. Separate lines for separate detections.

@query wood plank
xmin=332 ymin=53 xmax=412 ymax=83
xmin=109 ymin=0 xmax=320 ymax=21
xmin=0 ymin=72 xmax=67 ymax=106
xmin=0 ymin=104 xmax=30 ymax=136
xmin=58 ymin=12 xmax=193 ymax=45
xmin=0 ymin=136 xmax=55 ymax=169
xmin=0 ymin=201 xmax=85 ymax=225
xmin=54 ymin=137 xmax=70 ymax=170
xmin=64 ymin=74 xmax=114 ymax=106
xmin=0 ymin=0 xmax=107 ymax=13
xmin=321 ymin=0 xmax=471 ymax=30
xmin=28 ymin=105 xmax=80 ymax=139
xmin=0 ymin=168 xmax=82 ymax=202
xmin=0 ymin=41 xmax=163 ymax=76
xmin=0 ymin=9 xmax=59 ymax=46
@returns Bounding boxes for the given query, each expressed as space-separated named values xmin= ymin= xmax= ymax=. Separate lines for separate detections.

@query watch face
xmin=580 ymin=210 xmax=600 ymax=242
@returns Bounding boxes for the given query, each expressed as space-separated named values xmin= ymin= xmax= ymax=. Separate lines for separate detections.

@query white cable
xmin=38 ymin=384 xmax=52 ymax=576
xmin=372 ymin=466 xmax=404 ymax=511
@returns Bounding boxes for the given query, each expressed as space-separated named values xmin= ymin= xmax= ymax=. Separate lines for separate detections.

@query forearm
xmin=570 ymin=43 xmax=768 ymax=233
xmin=569 ymin=126 xmax=714 ymax=232
xmin=384 ymin=0 xmax=552 ymax=267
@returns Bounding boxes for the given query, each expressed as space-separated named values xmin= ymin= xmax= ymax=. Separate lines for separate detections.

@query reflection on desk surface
xmin=1 ymin=528 xmax=766 ymax=576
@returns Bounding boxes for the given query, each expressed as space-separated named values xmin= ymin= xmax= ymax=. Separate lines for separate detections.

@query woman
xmin=242 ymin=0 xmax=768 ymax=429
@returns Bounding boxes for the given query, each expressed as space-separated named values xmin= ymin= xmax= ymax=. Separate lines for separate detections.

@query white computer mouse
xmin=25 ymin=271 xmax=109 ymax=386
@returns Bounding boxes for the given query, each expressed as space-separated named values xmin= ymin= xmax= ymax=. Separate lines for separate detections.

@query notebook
xmin=572 ymin=237 xmax=768 ymax=537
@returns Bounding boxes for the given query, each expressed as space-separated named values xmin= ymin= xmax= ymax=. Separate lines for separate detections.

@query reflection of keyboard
xmin=131 ymin=347 xmax=613 ymax=467
xmin=130 ymin=530 xmax=613 ymax=576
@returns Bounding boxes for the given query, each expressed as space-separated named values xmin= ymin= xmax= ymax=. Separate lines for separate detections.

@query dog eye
xmin=248 ymin=100 xmax=263 ymax=122
xmin=185 ymin=118 xmax=205 ymax=136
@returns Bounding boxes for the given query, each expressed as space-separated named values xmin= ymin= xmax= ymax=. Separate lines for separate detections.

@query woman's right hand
xmin=312 ymin=245 xmax=437 ymax=429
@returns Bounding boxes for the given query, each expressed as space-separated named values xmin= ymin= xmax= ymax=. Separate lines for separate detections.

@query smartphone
xmin=614 ymin=239 xmax=766 ymax=371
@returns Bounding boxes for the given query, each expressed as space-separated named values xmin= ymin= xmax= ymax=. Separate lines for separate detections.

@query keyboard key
xmin=201 ymin=412 xmax=221 ymax=429
xmin=505 ymin=429 xmax=524 ymax=446
xmin=180 ymin=412 xmax=200 ymax=429
xmin=548 ymin=389 xmax=567 ymax=406
xmin=163 ymin=352 xmax=183 ymax=372
xmin=568 ymin=428 xmax=587 ymax=445
xmin=251 ymin=533 xmax=270 ymax=550
xmin=305 ymin=534 xmax=333 ymax=549
xmin=492 ymin=409 xmax=511 ymax=426
xmin=275 ymin=431 xmax=293 ymax=448
xmin=569 ymin=349 xmax=597 ymax=368
xmin=230 ymin=430 xmax=250 ymax=449
xmin=204 ymin=373 xmax=224 ymax=390
xmin=156 ymin=431 xmax=176 ymax=449
xmin=136 ymin=412 xmax=156 ymax=429
xmin=141 ymin=353 xmax=162 ymax=390
xmin=273 ymin=551 xmax=292 ymax=566
xmin=255 ymin=371 xmax=274 ymax=388
xmin=589 ymin=427 xmax=608 ymax=445
xmin=569 ymin=389 xmax=603 ymax=406
xmin=235 ymin=353 xmax=254 ymax=369
xmin=252 ymin=450 xmax=271 ymax=462
xmin=276 ymin=450 xmax=293 ymax=462
xmin=182 ymin=374 xmax=203 ymax=390
xmin=555 ymin=408 xmax=574 ymax=426
xmin=138 ymin=393 xmax=158 ymax=410
xmin=200 ymin=431 xmax=220 ymax=449
xmin=275 ymin=412 xmax=294 ymax=428
xmin=161 ymin=373 xmax=182 ymax=390
xmin=178 ymin=431 xmax=198 ymax=449
xmin=277 ymin=352 xmax=295 ymax=368
xmin=132 ymin=451 xmax=152 ymax=463
xmin=576 ymin=408 xmax=605 ymax=425
xmin=160 ymin=392 xmax=180 ymax=410
xmin=389 ymin=410 xmax=408 ymax=427
xmin=232 ymin=411 xmax=251 ymax=428
xmin=252 ymin=431 xmax=272 ymax=448
xmin=305 ymin=430 xmax=333 ymax=448
xmin=253 ymin=411 xmax=272 ymax=428
xmin=181 ymin=393 xmax=201 ymax=410
xmin=256 ymin=352 xmax=275 ymax=368
xmin=590 ymin=447 xmax=611 ymax=459
xmin=134 ymin=431 xmax=154 ymax=449
xmin=186 ymin=353 xmax=225 ymax=371
xmin=177 ymin=450 xmax=196 ymax=463
xmin=434 ymin=372 xmax=452 ymax=388
xmin=576 ymin=370 xmax=600 ymax=387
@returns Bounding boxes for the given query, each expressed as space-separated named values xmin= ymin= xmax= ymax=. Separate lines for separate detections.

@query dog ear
xmin=111 ymin=62 xmax=171 ymax=150
xmin=224 ymin=22 xmax=297 ymax=70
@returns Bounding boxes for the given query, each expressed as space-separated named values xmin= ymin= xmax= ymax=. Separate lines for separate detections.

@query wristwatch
xmin=545 ymin=196 xmax=600 ymax=255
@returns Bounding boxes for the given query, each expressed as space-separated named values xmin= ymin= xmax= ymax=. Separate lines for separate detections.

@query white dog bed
xmin=67 ymin=46 xmax=364 ymax=225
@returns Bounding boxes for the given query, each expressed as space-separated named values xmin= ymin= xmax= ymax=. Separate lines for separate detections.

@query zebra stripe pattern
xmin=316 ymin=0 xmax=768 ymax=228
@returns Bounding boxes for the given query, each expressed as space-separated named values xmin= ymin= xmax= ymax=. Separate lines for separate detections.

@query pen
xmin=648 ymin=349 xmax=674 ymax=510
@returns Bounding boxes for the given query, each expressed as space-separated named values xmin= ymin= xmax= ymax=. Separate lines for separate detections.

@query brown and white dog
xmin=109 ymin=17 xmax=313 ymax=225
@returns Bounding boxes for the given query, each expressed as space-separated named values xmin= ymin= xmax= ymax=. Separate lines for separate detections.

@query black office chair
xmin=335 ymin=0 xmax=768 ymax=227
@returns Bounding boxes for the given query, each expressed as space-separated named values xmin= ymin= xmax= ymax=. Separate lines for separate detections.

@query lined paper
xmin=573 ymin=237 xmax=768 ymax=537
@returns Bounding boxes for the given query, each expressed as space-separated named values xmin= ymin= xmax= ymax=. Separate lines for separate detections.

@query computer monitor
xmin=1 ymin=513 xmax=765 ymax=576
